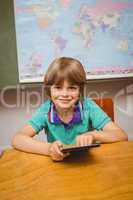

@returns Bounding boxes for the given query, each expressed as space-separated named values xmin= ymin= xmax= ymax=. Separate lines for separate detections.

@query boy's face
xmin=50 ymin=80 xmax=80 ymax=111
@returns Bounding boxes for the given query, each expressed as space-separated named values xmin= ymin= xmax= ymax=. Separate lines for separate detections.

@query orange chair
xmin=93 ymin=98 xmax=114 ymax=121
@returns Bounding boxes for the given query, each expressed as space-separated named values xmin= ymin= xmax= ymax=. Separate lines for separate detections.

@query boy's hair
xmin=44 ymin=57 xmax=86 ymax=99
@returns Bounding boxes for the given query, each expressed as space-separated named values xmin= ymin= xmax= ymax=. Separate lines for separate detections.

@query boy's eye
xmin=54 ymin=86 xmax=61 ymax=89
xmin=69 ymin=86 xmax=78 ymax=90
xmin=52 ymin=85 xmax=79 ymax=90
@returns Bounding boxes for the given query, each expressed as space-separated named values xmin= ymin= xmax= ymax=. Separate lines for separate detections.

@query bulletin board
xmin=14 ymin=0 xmax=133 ymax=83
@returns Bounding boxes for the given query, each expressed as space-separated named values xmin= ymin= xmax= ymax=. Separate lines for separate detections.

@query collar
xmin=48 ymin=101 xmax=83 ymax=127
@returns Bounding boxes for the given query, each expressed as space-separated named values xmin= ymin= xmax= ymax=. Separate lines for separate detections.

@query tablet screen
xmin=62 ymin=143 xmax=100 ymax=153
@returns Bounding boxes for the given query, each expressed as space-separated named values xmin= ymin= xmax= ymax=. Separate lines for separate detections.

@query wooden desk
xmin=0 ymin=141 xmax=133 ymax=200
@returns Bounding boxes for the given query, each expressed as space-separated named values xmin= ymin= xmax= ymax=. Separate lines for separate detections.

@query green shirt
xmin=28 ymin=98 xmax=111 ymax=144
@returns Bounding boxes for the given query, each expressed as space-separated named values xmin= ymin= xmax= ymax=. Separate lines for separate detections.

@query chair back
xmin=93 ymin=98 xmax=114 ymax=121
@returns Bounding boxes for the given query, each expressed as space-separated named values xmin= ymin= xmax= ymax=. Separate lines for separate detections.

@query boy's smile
xmin=50 ymin=80 xmax=80 ymax=111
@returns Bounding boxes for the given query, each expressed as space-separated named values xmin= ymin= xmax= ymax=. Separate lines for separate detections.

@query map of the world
xmin=14 ymin=0 xmax=133 ymax=82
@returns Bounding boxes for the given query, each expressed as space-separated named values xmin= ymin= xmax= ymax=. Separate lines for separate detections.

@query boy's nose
xmin=61 ymin=89 xmax=69 ymax=96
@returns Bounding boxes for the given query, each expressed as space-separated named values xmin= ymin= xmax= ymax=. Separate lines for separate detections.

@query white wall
xmin=0 ymin=78 xmax=133 ymax=149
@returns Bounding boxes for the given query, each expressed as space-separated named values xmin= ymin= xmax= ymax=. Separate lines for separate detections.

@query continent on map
xmin=74 ymin=0 xmax=133 ymax=47
xmin=16 ymin=2 xmax=60 ymax=29
xmin=52 ymin=35 xmax=67 ymax=55
xmin=60 ymin=0 xmax=73 ymax=8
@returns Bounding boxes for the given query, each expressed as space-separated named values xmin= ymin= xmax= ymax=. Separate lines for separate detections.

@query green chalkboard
xmin=0 ymin=0 xmax=18 ymax=88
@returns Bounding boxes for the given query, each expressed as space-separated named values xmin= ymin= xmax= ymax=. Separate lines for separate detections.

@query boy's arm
xmin=75 ymin=121 xmax=128 ymax=146
xmin=12 ymin=125 xmax=51 ymax=156
xmin=90 ymin=121 xmax=128 ymax=143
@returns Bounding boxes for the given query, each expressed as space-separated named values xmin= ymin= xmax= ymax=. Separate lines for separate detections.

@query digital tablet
xmin=62 ymin=143 xmax=100 ymax=153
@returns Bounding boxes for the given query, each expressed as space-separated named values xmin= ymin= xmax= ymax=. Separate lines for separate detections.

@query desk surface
xmin=0 ymin=141 xmax=133 ymax=200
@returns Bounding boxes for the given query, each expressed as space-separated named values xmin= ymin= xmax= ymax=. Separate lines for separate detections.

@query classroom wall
xmin=0 ymin=78 xmax=133 ymax=149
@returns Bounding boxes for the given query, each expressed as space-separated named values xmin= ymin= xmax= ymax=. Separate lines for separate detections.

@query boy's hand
xmin=49 ymin=140 xmax=69 ymax=161
xmin=75 ymin=133 xmax=94 ymax=146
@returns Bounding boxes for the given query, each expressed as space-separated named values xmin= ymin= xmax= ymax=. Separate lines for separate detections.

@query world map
xmin=14 ymin=0 xmax=133 ymax=82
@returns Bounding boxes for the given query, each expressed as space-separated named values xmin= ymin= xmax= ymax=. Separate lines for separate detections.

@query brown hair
xmin=44 ymin=57 xmax=86 ymax=99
